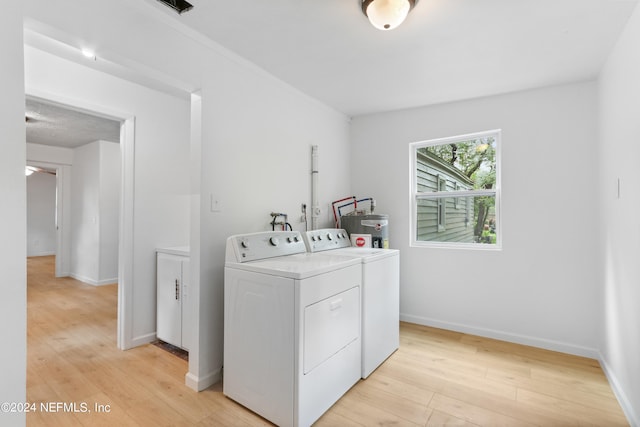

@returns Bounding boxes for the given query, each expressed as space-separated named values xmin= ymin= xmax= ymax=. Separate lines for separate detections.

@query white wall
xmin=190 ymin=57 xmax=351 ymax=389
xmin=69 ymin=140 xmax=120 ymax=285
xmin=70 ymin=141 xmax=101 ymax=283
xmin=25 ymin=46 xmax=192 ymax=347
xmin=597 ymin=3 xmax=640 ymax=424
xmin=27 ymin=171 xmax=57 ymax=256
xmin=0 ymin=2 xmax=26 ymax=425
xmin=27 ymin=142 xmax=74 ymax=165
xmin=351 ymin=81 xmax=601 ymax=357
xmin=99 ymin=141 xmax=121 ymax=282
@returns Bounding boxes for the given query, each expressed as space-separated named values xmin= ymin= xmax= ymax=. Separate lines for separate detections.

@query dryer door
xmin=303 ymin=286 xmax=360 ymax=374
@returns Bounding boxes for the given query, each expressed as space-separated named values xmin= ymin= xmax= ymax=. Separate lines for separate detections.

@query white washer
xmin=304 ymin=228 xmax=399 ymax=379
xmin=224 ymin=231 xmax=362 ymax=427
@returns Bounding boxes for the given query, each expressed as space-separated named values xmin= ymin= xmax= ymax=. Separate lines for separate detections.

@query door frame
xmin=25 ymin=159 xmax=70 ymax=277
xmin=25 ymin=89 xmax=136 ymax=350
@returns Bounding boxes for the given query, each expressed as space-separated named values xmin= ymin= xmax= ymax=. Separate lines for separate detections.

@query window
xmin=410 ymin=130 xmax=501 ymax=249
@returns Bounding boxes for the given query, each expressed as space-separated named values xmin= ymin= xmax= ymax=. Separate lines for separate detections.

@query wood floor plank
xmin=428 ymin=393 xmax=536 ymax=427
xmin=516 ymin=388 xmax=629 ymax=426
xmin=330 ymin=392 xmax=424 ymax=426
xmin=386 ymin=351 xmax=519 ymax=400
xmin=342 ymin=380 xmax=431 ymax=425
xmin=26 ymin=255 xmax=629 ymax=427
xmin=362 ymin=371 xmax=436 ymax=406
xmin=426 ymin=409 xmax=481 ymax=427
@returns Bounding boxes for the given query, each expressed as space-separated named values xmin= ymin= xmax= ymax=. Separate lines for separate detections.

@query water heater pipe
xmin=311 ymin=145 xmax=319 ymax=230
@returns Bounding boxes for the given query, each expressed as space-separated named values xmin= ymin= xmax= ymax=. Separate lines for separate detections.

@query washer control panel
xmin=226 ymin=231 xmax=306 ymax=262
xmin=303 ymin=229 xmax=351 ymax=252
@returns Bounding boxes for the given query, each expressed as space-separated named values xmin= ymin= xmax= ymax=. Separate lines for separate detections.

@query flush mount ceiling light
xmin=156 ymin=0 xmax=193 ymax=14
xmin=81 ymin=48 xmax=96 ymax=60
xmin=362 ymin=0 xmax=417 ymax=31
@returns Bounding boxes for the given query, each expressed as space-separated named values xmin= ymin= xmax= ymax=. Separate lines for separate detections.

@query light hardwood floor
xmin=27 ymin=255 xmax=628 ymax=426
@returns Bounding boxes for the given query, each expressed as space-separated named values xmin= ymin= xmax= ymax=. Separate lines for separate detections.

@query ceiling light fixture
xmin=81 ymin=48 xmax=96 ymax=60
xmin=362 ymin=0 xmax=417 ymax=31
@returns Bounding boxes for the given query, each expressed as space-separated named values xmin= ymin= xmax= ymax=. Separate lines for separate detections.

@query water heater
xmin=341 ymin=213 xmax=389 ymax=249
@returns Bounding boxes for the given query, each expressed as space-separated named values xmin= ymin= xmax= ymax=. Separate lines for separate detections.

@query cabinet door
xmin=157 ymin=253 xmax=183 ymax=347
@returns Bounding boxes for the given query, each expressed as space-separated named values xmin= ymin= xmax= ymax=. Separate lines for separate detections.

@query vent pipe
xmin=311 ymin=145 xmax=319 ymax=230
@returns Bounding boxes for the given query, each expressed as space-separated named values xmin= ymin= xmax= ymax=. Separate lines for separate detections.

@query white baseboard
xmin=400 ymin=313 xmax=599 ymax=359
xmin=70 ymin=273 xmax=117 ymax=286
xmin=95 ymin=277 xmax=118 ymax=286
xmin=598 ymin=353 xmax=639 ymax=427
xmin=130 ymin=332 xmax=157 ymax=348
xmin=185 ymin=368 xmax=222 ymax=392
xmin=27 ymin=251 xmax=56 ymax=257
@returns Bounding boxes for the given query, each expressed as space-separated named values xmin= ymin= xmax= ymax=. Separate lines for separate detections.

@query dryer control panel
xmin=226 ymin=231 xmax=307 ymax=262
xmin=303 ymin=228 xmax=351 ymax=253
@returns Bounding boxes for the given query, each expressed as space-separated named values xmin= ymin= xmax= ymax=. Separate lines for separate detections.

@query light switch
xmin=210 ymin=194 xmax=221 ymax=212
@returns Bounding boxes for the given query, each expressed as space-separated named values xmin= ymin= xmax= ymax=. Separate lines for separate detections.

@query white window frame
xmin=409 ymin=129 xmax=502 ymax=250
xmin=437 ymin=175 xmax=446 ymax=231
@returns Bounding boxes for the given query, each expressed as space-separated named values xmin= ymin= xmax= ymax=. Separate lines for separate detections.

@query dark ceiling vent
xmin=156 ymin=0 xmax=193 ymax=14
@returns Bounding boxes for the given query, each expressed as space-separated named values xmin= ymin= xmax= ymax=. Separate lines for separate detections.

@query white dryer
xmin=304 ymin=228 xmax=399 ymax=379
xmin=224 ymin=231 xmax=362 ymax=427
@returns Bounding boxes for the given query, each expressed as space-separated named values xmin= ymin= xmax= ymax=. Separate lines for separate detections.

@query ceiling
xmin=163 ymin=0 xmax=638 ymax=116
xmin=25 ymin=98 xmax=121 ymax=148
xmin=25 ymin=1 xmax=639 ymax=146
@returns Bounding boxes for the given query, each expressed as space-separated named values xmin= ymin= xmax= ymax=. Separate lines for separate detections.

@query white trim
xmin=400 ymin=313 xmax=600 ymax=359
xmin=54 ymin=165 xmax=70 ymax=277
xmin=598 ymin=354 xmax=639 ymax=427
xmin=130 ymin=332 xmax=157 ymax=348
xmin=27 ymin=251 xmax=55 ymax=257
xmin=185 ymin=368 xmax=222 ymax=392
xmin=416 ymin=189 xmax=498 ymax=199
xmin=118 ymin=118 xmax=136 ymax=350
xmin=69 ymin=273 xmax=117 ymax=286
xmin=188 ymin=92 xmax=203 ymax=390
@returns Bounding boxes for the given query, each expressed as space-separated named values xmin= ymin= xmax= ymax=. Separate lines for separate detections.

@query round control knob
xmin=269 ymin=237 xmax=279 ymax=246
xmin=240 ymin=240 xmax=250 ymax=248
xmin=294 ymin=236 xmax=300 ymax=242
xmin=326 ymin=233 xmax=333 ymax=241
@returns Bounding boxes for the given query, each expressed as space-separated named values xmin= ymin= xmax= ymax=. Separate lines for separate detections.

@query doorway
xmin=25 ymin=94 xmax=135 ymax=350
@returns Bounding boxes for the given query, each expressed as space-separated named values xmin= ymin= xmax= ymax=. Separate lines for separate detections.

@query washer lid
xmin=225 ymin=252 xmax=360 ymax=280
xmin=322 ymin=247 xmax=399 ymax=262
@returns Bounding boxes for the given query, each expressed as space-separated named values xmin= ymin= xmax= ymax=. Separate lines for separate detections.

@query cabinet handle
xmin=175 ymin=279 xmax=180 ymax=301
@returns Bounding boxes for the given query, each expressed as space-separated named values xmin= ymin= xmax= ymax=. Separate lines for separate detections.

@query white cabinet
xmin=156 ymin=248 xmax=190 ymax=351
